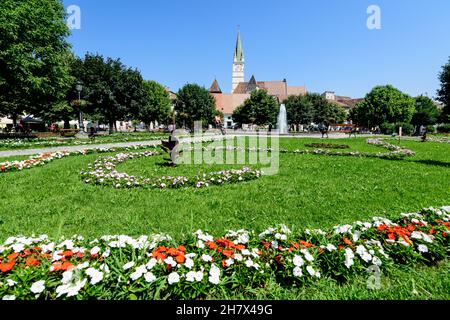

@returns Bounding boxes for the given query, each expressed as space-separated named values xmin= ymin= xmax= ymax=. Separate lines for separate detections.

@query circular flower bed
xmin=80 ymin=151 xmax=262 ymax=189
xmin=304 ymin=143 xmax=350 ymax=149
xmin=0 ymin=206 xmax=448 ymax=300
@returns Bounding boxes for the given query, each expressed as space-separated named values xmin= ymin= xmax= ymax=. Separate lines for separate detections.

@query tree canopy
xmin=232 ymin=89 xmax=278 ymax=126
xmin=437 ymin=57 xmax=450 ymax=123
xmin=411 ymin=95 xmax=441 ymax=127
xmin=138 ymin=80 xmax=173 ymax=129
xmin=175 ymin=84 xmax=216 ymax=129
xmin=0 ymin=0 xmax=73 ymax=123
xmin=283 ymin=95 xmax=314 ymax=126
xmin=350 ymin=85 xmax=416 ymax=127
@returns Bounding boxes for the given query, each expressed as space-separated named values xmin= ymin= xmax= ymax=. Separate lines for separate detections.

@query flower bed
xmin=0 ymin=206 xmax=448 ymax=300
xmin=304 ymin=143 xmax=350 ymax=149
xmin=0 ymin=145 xmax=155 ymax=173
xmin=80 ymin=151 xmax=262 ymax=189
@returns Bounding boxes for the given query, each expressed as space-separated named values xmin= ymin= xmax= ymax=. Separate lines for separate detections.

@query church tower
xmin=232 ymin=30 xmax=245 ymax=92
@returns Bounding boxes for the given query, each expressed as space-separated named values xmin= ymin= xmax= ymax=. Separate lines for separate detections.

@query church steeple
xmin=232 ymin=29 xmax=245 ymax=92
xmin=233 ymin=30 xmax=244 ymax=63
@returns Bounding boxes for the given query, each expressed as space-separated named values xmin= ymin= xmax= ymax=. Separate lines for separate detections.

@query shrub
xmin=437 ymin=124 xmax=450 ymax=133
xmin=380 ymin=122 xmax=396 ymax=135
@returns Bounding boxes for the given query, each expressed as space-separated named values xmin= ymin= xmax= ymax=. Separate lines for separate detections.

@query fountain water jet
xmin=277 ymin=104 xmax=288 ymax=135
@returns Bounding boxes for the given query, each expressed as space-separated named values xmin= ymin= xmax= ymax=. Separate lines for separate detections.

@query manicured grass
xmin=0 ymin=137 xmax=449 ymax=299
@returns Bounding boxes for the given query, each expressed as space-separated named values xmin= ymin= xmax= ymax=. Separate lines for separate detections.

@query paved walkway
xmin=0 ymin=133 xmax=384 ymax=158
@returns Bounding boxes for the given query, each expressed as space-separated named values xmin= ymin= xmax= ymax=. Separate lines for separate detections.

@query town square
xmin=0 ymin=0 xmax=449 ymax=305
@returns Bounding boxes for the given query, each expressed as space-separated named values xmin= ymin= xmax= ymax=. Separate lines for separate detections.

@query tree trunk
xmin=12 ymin=115 xmax=17 ymax=126
xmin=64 ymin=119 xmax=70 ymax=129
xmin=109 ymin=119 xmax=114 ymax=134
xmin=113 ymin=121 xmax=117 ymax=133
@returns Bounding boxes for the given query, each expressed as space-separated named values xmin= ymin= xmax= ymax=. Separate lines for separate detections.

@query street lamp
xmin=75 ymin=81 xmax=83 ymax=134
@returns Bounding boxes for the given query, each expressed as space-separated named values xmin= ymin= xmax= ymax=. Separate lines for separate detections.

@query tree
xmin=411 ymin=95 xmax=440 ymax=129
xmin=306 ymin=93 xmax=347 ymax=125
xmin=283 ymin=95 xmax=314 ymax=129
xmin=232 ymin=90 xmax=278 ymax=127
xmin=138 ymin=80 xmax=172 ymax=130
xmin=350 ymin=85 xmax=416 ymax=127
xmin=175 ymin=84 xmax=216 ymax=129
xmin=0 ymin=0 xmax=73 ymax=124
xmin=75 ymin=53 xmax=146 ymax=133
xmin=437 ymin=58 xmax=450 ymax=123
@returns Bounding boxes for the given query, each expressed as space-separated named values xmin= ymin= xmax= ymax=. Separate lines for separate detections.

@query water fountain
xmin=277 ymin=103 xmax=288 ymax=135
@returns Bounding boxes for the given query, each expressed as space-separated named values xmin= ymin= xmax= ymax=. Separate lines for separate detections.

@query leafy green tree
xmin=283 ymin=95 xmax=314 ymax=128
xmin=232 ymin=90 xmax=278 ymax=126
xmin=75 ymin=53 xmax=146 ymax=133
xmin=412 ymin=95 xmax=440 ymax=129
xmin=175 ymin=84 xmax=216 ymax=129
xmin=139 ymin=80 xmax=172 ymax=130
xmin=350 ymin=85 xmax=416 ymax=127
xmin=306 ymin=93 xmax=347 ymax=125
xmin=437 ymin=58 xmax=450 ymax=123
xmin=0 ymin=0 xmax=72 ymax=124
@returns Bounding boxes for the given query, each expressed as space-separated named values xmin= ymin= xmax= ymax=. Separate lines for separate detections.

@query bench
xmin=60 ymin=129 xmax=78 ymax=137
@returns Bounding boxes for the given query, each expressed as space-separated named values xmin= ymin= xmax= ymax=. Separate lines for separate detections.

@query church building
xmin=210 ymin=31 xmax=307 ymax=129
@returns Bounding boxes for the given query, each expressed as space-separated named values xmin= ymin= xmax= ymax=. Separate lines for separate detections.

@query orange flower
xmin=274 ymin=255 xmax=282 ymax=264
xmin=61 ymin=250 xmax=73 ymax=258
xmin=1 ymin=165 xmax=5 ymax=172
xmin=205 ymin=241 xmax=217 ymax=250
xmin=261 ymin=242 xmax=271 ymax=249
xmin=443 ymin=232 xmax=448 ymax=237
xmin=0 ymin=261 xmax=15 ymax=272
xmin=388 ymin=233 xmax=396 ymax=240
xmin=377 ymin=224 xmax=388 ymax=231
xmin=288 ymin=247 xmax=294 ymax=252
xmin=26 ymin=257 xmax=40 ymax=267
xmin=343 ymin=238 xmax=353 ymax=246
xmin=175 ymin=254 xmax=186 ymax=264
xmin=222 ymin=250 xmax=233 ymax=258
xmin=61 ymin=261 xmax=74 ymax=271
xmin=299 ymin=240 xmax=313 ymax=248
xmin=154 ymin=252 xmax=167 ymax=261
xmin=235 ymin=244 xmax=246 ymax=251
xmin=75 ymin=252 xmax=84 ymax=258
xmin=177 ymin=245 xmax=186 ymax=253
xmin=167 ymin=248 xmax=178 ymax=256
xmin=338 ymin=245 xmax=344 ymax=250
xmin=222 ymin=259 xmax=227 ymax=268
xmin=51 ymin=261 xmax=62 ymax=271
xmin=7 ymin=252 xmax=19 ymax=262
xmin=429 ymin=229 xmax=436 ymax=235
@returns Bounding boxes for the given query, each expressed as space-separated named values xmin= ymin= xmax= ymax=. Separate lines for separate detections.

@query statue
xmin=161 ymin=129 xmax=180 ymax=166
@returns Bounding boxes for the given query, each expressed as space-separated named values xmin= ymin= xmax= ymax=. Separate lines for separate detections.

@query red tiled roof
xmin=213 ymin=93 xmax=250 ymax=114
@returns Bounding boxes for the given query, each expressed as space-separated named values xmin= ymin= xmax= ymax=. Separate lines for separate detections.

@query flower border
xmin=0 ymin=206 xmax=448 ymax=300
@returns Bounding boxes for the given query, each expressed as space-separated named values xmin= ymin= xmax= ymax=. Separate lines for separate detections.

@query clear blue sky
xmin=64 ymin=0 xmax=450 ymax=99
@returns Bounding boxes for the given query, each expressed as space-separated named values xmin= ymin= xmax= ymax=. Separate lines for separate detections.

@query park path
xmin=0 ymin=133 xmax=379 ymax=158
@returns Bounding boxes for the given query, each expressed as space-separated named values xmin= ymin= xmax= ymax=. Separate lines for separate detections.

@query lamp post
xmin=75 ymin=81 xmax=84 ymax=134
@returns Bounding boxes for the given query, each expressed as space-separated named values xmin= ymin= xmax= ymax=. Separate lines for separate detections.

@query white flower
xmin=234 ymin=253 xmax=243 ymax=261
xmin=418 ymin=244 xmax=428 ymax=253
xmin=85 ymin=268 xmax=104 ymax=285
xmin=184 ymin=258 xmax=194 ymax=269
xmin=201 ymin=254 xmax=213 ymax=262
xmin=293 ymin=255 xmax=304 ymax=267
xmin=372 ymin=256 xmax=382 ymax=266
xmin=344 ymin=248 xmax=354 ymax=269
xmin=186 ymin=271 xmax=200 ymax=282
xmin=306 ymin=265 xmax=320 ymax=278
xmin=6 ymin=279 xmax=17 ymax=287
xmin=2 ymin=295 xmax=16 ymax=300
xmin=245 ymin=259 xmax=254 ymax=268
xmin=301 ymin=249 xmax=314 ymax=262
xmin=123 ymin=261 xmax=135 ymax=270
xmin=90 ymin=246 xmax=101 ymax=255
xmin=167 ymin=272 xmax=180 ymax=285
xmin=164 ymin=256 xmax=177 ymax=267
xmin=144 ymin=272 xmax=156 ymax=283
xmin=77 ymin=262 xmax=89 ymax=270
xmin=224 ymin=258 xmax=234 ymax=267
xmin=99 ymin=264 xmax=110 ymax=274
xmin=146 ymin=258 xmax=158 ymax=270
xmin=326 ymin=244 xmax=337 ymax=252
xmin=56 ymin=279 xmax=87 ymax=298
xmin=30 ymin=280 xmax=45 ymax=294
xmin=293 ymin=266 xmax=303 ymax=277
xmin=208 ymin=264 xmax=220 ymax=284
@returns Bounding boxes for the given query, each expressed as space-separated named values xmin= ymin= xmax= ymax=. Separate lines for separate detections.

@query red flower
xmin=274 ymin=255 xmax=282 ymax=264
xmin=388 ymin=233 xmax=396 ymax=240
xmin=177 ymin=245 xmax=186 ymax=253
xmin=61 ymin=261 xmax=74 ymax=271
xmin=26 ymin=257 xmax=40 ymax=267
xmin=222 ymin=259 xmax=227 ymax=268
xmin=175 ymin=254 xmax=185 ymax=264
xmin=443 ymin=232 xmax=448 ymax=237
xmin=51 ymin=261 xmax=63 ymax=271
xmin=343 ymin=238 xmax=353 ymax=246
xmin=429 ymin=229 xmax=436 ymax=235
xmin=222 ymin=250 xmax=233 ymax=258
xmin=261 ymin=241 xmax=271 ymax=249
xmin=166 ymin=248 xmax=178 ymax=256
xmin=205 ymin=241 xmax=217 ymax=250
xmin=61 ymin=250 xmax=73 ymax=258
xmin=1 ymin=165 xmax=6 ymax=172
xmin=0 ymin=261 xmax=15 ymax=272
xmin=7 ymin=252 xmax=20 ymax=261
xmin=299 ymin=240 xmax=313 ymax=248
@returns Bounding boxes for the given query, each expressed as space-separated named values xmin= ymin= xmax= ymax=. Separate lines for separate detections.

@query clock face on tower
xmin=234 ymin=64 xmax=243 ymax=72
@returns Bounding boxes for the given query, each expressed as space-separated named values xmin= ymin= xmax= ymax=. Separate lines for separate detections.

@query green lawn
xmin=1 ymin=137 xmax=449 ymax=299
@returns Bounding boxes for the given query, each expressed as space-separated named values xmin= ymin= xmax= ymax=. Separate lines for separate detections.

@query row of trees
xmin=232 ymin=90 xmax=347 ymax=128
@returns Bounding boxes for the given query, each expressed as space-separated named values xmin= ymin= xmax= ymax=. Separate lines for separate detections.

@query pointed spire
xmin=209 ymin=79 xmax=222 ymax=93
xmin=233 ymin=30 xmax=244 ymax=63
